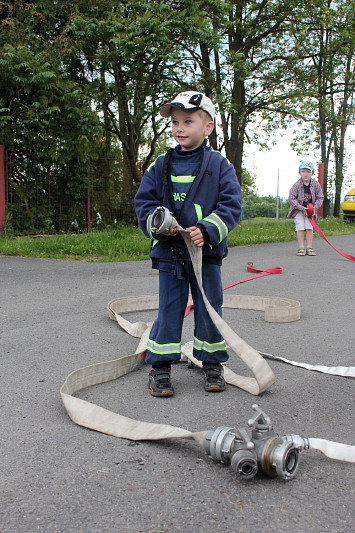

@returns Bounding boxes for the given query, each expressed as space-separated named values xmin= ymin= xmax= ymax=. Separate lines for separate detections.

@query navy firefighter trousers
xmin=145 ymin=261 xmax=228 ymax=366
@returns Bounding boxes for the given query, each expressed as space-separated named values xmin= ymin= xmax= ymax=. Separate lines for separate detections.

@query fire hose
xmin=306 ymin=203 xmax=355 ymax=261
xmin=60 ymin=206 xmax=355 ymax=480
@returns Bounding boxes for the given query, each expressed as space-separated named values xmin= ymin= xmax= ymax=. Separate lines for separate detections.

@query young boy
xmin=288 ymin=161 xmax=324 ymax=256
xmin=134 ymin=91 xmax=242 ymax=397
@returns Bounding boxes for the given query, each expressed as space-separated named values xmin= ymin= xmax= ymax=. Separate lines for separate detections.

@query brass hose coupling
xmin=204 ymin=404 xmax=301 ymax=480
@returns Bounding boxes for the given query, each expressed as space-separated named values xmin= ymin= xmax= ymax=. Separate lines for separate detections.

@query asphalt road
xmin=1 ymin=234 xmax=354 ymax=533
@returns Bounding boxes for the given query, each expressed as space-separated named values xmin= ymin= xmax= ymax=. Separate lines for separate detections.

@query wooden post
xmin=0 ymin=145 xmax=5 ymax=232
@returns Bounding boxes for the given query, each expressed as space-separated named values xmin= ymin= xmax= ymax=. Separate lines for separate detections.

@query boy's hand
xmin=162 ymin=227 xmax=178 ymax=236
xmin=186 ymin=226 xmax=205 ymax=247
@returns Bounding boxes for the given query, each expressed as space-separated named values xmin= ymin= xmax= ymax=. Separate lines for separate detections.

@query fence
xmin=0 ymin=147 xmax=144 ymax=234
xmin=1 ymin=146 xmax=324 ymax=235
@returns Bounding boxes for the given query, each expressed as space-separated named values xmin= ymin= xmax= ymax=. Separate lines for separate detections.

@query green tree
xmin=188 ymin=0 xmax=305 ymax=185
xmin=64 ymin=0 xmax=213 ymax=220
xmin=0 ymin=1 xmax=102 ymax=164
xmin=330 ymin=39 xmax=354 ymax=217
xmin=0 ymin=1 xmax=102 ymax=231
xmin=2 ymin=0 xmax=353 ymax=228
xmin=286 ymin=0 xmax=355 ymax=217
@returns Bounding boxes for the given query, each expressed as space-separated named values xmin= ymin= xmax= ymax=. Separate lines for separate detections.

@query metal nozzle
xmin=204 ymin=426 xmax=258 ymax=479
xmin=272 ymin=440 xmax=300 ymax=480
xmin=204 ymin=426 xmax=236 ymax=464
xmin=151 ymin=206 xmax=174 ymax=234
xmin=231 ymin=449 xmax=258 ymax=479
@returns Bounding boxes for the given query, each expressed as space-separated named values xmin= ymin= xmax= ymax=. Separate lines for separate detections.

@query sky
xmin=244 ymin=127 xmax=355 ymax=200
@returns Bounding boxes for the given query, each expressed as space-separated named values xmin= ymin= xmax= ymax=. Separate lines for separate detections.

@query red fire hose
xmin=184 ymin=262 xmax=282 ymax=317
xmin=306 ymin=204 xmax=355 ymax=261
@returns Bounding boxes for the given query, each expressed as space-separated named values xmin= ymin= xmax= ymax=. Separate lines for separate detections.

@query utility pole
xmin=276 ymin=168 xmax=280 ymax=219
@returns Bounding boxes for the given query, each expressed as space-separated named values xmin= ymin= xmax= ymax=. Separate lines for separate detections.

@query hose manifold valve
xmin=204 ymin=404 xmax=301 ymax=480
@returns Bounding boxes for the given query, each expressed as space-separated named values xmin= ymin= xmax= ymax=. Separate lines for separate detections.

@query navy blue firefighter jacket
xmin=134 ymin=144 xmax=242 ymax=266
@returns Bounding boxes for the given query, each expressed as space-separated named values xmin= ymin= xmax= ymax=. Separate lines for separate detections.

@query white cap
xmin=159 ymin=91 xmax=215 ymax=120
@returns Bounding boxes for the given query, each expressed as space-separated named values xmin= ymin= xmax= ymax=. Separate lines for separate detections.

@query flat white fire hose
xmin=260 ymin=351 xmax=355 ymax=378
xmin=60 ymin=217 xmax=355 ymax=466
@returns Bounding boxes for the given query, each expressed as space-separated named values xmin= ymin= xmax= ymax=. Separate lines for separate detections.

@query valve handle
xmin=236 ymin=427 xmax=255 ymax=450
xmin=247 ymin=404 xmax=273 ymax=431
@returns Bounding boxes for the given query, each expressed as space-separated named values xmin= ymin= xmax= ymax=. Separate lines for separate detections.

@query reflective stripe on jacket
xmin=135 ymin=144 xmax=242 ymax=263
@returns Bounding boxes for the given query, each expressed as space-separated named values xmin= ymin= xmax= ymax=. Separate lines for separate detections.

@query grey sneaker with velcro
xmin=148 ymin=366 xmax=174 ymax=397
xmin=203 ymin=362 xmax=226 ymax=392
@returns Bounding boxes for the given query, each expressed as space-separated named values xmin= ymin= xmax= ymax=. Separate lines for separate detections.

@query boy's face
xmin=171 ymin=109 xmax=214 ymax=151
xmin=299 ymin=168 xmax=313 ymax=183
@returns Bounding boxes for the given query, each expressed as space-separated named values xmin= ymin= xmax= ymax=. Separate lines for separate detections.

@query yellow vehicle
xmin=341 ymin=188 xmax=355 ymax=221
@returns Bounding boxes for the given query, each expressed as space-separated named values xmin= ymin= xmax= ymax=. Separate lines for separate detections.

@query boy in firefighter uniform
xmin=135 ymin=91 xmax=242 ymax=396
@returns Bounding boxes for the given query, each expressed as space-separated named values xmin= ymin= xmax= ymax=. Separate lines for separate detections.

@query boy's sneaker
xmin=203 ymin=363 xmax=226 ymax=392
xmin=148 ymin=366 xmax=174 ymax=397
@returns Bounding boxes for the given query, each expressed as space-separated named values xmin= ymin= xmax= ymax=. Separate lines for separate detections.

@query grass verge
xmin=0 ymin=218 xmax=353 ymax=262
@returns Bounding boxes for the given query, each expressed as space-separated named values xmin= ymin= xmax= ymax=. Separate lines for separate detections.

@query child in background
xmin=135 ymin=91 xmax=242 ymax=397
xmin=288 ymin=161 xmax=324 ymax=256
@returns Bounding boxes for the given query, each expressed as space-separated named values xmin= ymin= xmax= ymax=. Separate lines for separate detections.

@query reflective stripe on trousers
xmin=145 ymin=262 xmax=228 ymax=365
